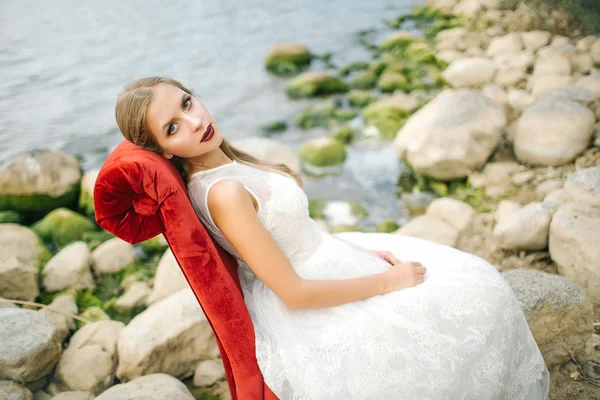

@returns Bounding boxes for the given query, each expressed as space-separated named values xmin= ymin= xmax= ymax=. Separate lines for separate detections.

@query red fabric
xmin=94 ymin=140 xmax=279 ymax=400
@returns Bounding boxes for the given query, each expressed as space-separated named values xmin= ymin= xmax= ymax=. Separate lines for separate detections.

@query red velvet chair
xmin=94 ymin=140 xmax=279 ymax=400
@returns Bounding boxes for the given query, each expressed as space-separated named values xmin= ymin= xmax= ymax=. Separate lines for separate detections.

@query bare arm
xmin=207 ymin=180 xmax=387 ymax=310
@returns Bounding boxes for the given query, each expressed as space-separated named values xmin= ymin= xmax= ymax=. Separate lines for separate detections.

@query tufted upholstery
xmin=93 ymin=140 xmax=278 ymax=400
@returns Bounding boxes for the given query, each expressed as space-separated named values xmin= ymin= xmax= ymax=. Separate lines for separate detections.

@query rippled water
xmin=0 ymin=0 xmax=422 ymax=226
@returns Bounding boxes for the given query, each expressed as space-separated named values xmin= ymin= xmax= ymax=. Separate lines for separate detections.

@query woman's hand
xmin=369 ymin=250 xmax=401 ymax=266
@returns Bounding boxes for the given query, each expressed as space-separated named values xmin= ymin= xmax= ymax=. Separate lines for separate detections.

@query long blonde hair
xmin=115 ymin=76 xmax=302 ymax=186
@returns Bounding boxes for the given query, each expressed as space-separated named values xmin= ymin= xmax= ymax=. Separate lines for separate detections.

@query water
xmin=0 ymin=0 xmax=421 ymax=226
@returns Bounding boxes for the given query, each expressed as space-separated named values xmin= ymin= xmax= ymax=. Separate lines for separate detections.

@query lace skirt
xmin=238 ymin=231 xmax=550 ymax=400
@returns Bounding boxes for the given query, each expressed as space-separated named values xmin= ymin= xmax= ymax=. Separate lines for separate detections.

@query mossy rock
xmin=404 ymin=42 xmax=437 ymax=64
xmin=308 ymin=199 xmax=327 ymax=219
xmin=377 ymin=71 xmax=409 ymax=93
xmin=368 ymin=60 xmax=388 ymax=77
xmin=299 ymin=137 xmax=347 ymax=168
xmin=265 ymin=42 xmax=312 ymax=76
xmin=380 ymin=31 xmax=416 ymax=51
xmin=333 ymin=109 xmax=358 ymax=121
xmin=78 ymin=305 xmax=110 ymax=326
xmin=286 ymin=72 xmax=347 ymax=98
xmin=376 ymin=220 xmax=401 ymax=233
xmin=0 ymin=210 xmax=22 ymax=224
xmin=349 ymin=202 xmax=368 ymax=219
xmin=260 ymin=120 xmax=287 ymax=133
xmin=32 ymin=207 xmax=97 ymax=247
xmin=350 ymin=70 xmax=378 ymax=90
xmin=331 ymin=127 xmax=357 ymax=144
xmin=397 ymin=167 xmax=418 ymax=192
xmin=339 ymin=61 xmax=370 ymax=77
xmin=294 ymin=101 xmax=337 ymax=129
xmin=0 ymin=150 xmax=81 ymax=219
xmin=362 ymin=99 xmax=410 ymax=140
xmin=348 ymin=90 xmax=377 ymax=107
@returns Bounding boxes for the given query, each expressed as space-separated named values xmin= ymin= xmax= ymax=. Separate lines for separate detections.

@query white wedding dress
xmin=187 ymin=160 xmax=550 ymax=400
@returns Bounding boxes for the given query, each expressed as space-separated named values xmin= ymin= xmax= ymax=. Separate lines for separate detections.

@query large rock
xmin=0 ymin=150 xmax=81 ymax=216
xmin=441 ymin=58 xmax=496 ymax=87
xmin=563 ymin=166 xmax=600 ymax=208
xmin=527 ymin=74 xmax=573 ymax=98
xmin=146 ymin=248 xmax=189 ymax=305
xmin=286 ymin=72 xmax=347 ymax=98
xmin=395 ymin=89 xmax=506 ymax=180
xmin=265 ymin=42 xmax=311 ymax=76
xmin=38 ymin=294 xmax=78 ymax=344
xmin=95 ymin=374 xmax=194 ymax=400
xmin=54 ymin=320 xmax=124 ymax=395
xmin=115 ymin=288 xmax=218 ymax=381
xmin=91 ymin=238 xmax=136 ymax=275
xmin=532 ymin=54 xmax=571 ymax=76
xmin=230 ymin=137 xmax=301 ymax=174
xmin=486 ymin=33 xmax=523 ymax=57
xmin=576 ymin=74 xmax=600 ymax=99
xmin=493 ymin=202 xmax=552 ymax=250
xmin=502 ymin=269 xmax=594 ymax=367
xmin=0 ymin=256 xmax=38 ymax=302
xmin=0 ymin=380 xmax=33 ymax=400
xmin=42 ymin=242 xmax=95 ymax=292
xmin=0 ymin=308 xmax=62 ymax=382
xmin=550 ymin=203 xmax=600 ymax=310
xmin=115 ymin=281 xmax=151 ymax=312
xmin=395 ymin=215 xmax=459 ymax=247
xmin=522 ymin=31 xmax=551 ymax=52
xmin=193 ymin=359 xmax=226 ymax=387
xmin=514 ymin=97 xmax=595 ymax=166
xmin=51 ymin=393 xmax=94 ymax=400
xmin=32 ymin=208 xmax=96 ymax=247
xmin=425 ymin=197 xmax=475 ymax=233
xmin=0 ymin=223 xmax=51 ymax=269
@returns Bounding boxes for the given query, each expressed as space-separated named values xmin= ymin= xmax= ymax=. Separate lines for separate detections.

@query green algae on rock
xmin=260 ymin=120 xmax=287 ymax=133
xmin=265 ymin=42 xmax=312 ymax=76
xmin=348 ymin=89 xmax=377 ymax=107
xmin=362 ymin=98 xmax=411 ymax=140
xmin=376 ymin=219 xmax=401 ymax=233
xmin=331 ymin=127 xmax=357 ymax=145
xmin=350 ymin=70 xmax=378 ymax=90
xmin=377 ymin=71 xmax=410 ymax=93
xmin=299 ymin=137 xmax=347 ymax=168
xmin=308 ymin=199 xmax=327 ymax=219
xmin=0 ymin=150 xmax=81 ymax=218
xmin=33 ymin=208 xmax=97 ymax=247
xmin=286 ymin=72 xmax=347 ymax=98
xmin=379 ymin=31 xmax=417 ymax=51
xmin=0 ymin=210 xmax=22 ymax=223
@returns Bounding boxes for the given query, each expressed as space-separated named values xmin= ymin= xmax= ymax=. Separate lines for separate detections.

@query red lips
xmin=201 ymin=124 xmax=214 ymax=142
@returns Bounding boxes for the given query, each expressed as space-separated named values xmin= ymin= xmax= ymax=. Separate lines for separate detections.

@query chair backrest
xmin=93 ymin=140 xmax=278 ymax=400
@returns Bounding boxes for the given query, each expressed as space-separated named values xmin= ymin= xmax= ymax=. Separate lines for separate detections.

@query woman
xmin=115 ymin=76 xmax=550 ymax=399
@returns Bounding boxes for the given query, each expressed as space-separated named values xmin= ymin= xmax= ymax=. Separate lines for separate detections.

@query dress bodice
xmin=187 ymin=160 xmax=323 ymax=273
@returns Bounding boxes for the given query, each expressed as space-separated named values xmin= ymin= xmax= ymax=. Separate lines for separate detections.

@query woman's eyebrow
xmin=161 ymin=92 xmax=188 ymax=134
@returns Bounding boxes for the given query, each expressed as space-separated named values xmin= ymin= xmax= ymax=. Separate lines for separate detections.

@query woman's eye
xmin=168 ymin=123 xmax=177 ymax=134
xmin=183 ymin=99 xmax=191 ymax=110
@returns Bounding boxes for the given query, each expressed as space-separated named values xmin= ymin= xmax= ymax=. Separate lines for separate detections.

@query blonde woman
xmin=115 ymin=76 xmax=550 ymax=400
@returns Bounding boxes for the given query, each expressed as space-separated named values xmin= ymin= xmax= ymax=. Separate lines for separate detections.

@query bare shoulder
xmin=207 ymin=179 xmax=257 ymax=218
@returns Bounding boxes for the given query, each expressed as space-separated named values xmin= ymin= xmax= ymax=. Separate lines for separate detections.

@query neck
xmin=188 ymin=147 xmax=233 ymax=174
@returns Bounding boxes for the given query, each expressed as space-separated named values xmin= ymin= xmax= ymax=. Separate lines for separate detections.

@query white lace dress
xmin=187 ymin=160 xmax=550 ymax=400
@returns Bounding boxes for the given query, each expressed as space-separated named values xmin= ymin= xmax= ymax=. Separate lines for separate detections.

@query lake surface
xmin=0 ymin=0 xmax=424 ymax=227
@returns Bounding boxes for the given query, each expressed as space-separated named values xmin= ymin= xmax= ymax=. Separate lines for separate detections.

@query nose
xmin=183 ymin=113 xmax=203 ymax=132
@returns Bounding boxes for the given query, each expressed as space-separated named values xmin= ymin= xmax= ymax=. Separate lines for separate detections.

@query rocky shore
xmin=1 ymin=0 xmax=600 ymax=398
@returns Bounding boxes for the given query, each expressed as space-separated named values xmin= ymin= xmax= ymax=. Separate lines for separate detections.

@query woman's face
xmin=145 ymin=82 xmax=223 ymax=160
